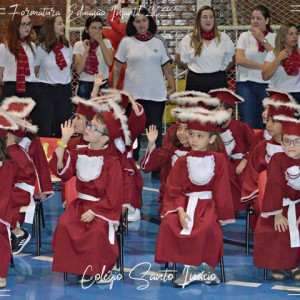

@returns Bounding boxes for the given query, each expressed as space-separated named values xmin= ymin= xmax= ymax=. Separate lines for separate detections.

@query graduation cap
xmin=208 ymin=88 xmax=244 ymax=108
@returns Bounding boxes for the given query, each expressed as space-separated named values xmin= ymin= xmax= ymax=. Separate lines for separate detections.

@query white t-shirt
xmin=176 ymin=32 xmax=234 ymax=73
xmin=265 ymin=50 xmax=300 ymax=93
xmin=0 ymin=42 xmax=37 ymax=82
xmin=73 ymin=39 xmax=112 ymax=81
xmin=115 ymin=35 xmax=171 ymax=101
xmin=35 ymin=44 xmax=73 ymax=84
xmin=236 ymin=31 xmax=276 ymax=83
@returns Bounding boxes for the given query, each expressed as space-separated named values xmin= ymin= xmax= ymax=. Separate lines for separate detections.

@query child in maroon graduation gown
xmin=155 ymin=107 xmax=235 ymax=288
xmin=209 ymin=88 xmax=255 ymax=211
xmin=50 ymin=111 xmax=124 ymax=284
xmin=254 ymin=114 xmax=300 ymax=280
xmin=0 ymin=113 xmax=19 ymax=289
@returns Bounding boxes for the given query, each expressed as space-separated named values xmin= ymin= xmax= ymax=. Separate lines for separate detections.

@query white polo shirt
xmin=73 ymin=39 xmax=112 ymax=81
xmin=0 ymin=42 xmax=37 ymax=82
xmin=236 ymin=31 xmax=276 ymax=83
xmin=115 ymin=35 xmax=172 ymax=101
xmin=35 ymin=44 xmax=73 ymax=84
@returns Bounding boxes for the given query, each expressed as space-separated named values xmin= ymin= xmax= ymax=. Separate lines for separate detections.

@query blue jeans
xmin=77 ymin=80 xmax=110 ymax=99
xmin=236 ymin=81 xmax=268 ymax=129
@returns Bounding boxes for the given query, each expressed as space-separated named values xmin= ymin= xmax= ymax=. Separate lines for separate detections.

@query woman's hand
xmin=277 ymin=49 xmax=289 ymax=62
xmin=250 ymin=27 xmax=264 ymax=42
xmin=81 ymin=211 xmax=95 ymax=223
xmin=178 ymin=208 xmax=192 ymax=229
xmin=83 ymin=39 xmax=91 ymax=53
xmin=274 ymin=213 xmax=288 ymax=232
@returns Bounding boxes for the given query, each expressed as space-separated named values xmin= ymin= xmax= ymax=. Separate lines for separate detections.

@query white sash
xmin=283 ymin=198 xmax=300 ymax=248
xmin=180 ymin=191 xmax=212 ymax=236
xmin=230 ymin=153 xmax=244 ymax=160
xmin=15 ymin=182 xmax=35 ymax=224
xmin=78 ymin=193 xmax=100 ymax=202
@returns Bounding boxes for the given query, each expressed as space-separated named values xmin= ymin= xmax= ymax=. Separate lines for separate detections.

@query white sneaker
xmin=128 ymin=208 xmax=141 ymax=222
xmin=173 ymin=266 xmax=203 ymax=288
xmin=202 ymin=263 xmax=220 ymax=285
xmin=0 ymin=277 xmax=6 ymax=289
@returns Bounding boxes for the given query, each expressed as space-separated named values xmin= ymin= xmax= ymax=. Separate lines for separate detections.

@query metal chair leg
xmin=36 ymin=202 xmax=41 ymax=256
xmin=245 ymin=205 xmax=251 ymax=254
xmin=64 ymin=272 xmax=68 ymax=282
xmin=40 ymin=202 xmax=45 ymax=228
xmin=10 ymin=254 xmax=14 ymax=268
xmin=263 ymin=268 xmax=267 ymax=280
xmin=220 ymin=256 xmax=225 ymax=283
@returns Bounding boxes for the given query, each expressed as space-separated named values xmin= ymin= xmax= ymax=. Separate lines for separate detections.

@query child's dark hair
xmin=0 ymin=137 xmax=10 ymax=161
xmin=93 ymin=114 xmax=110 ymax=144
xmin=208 ymin=131 xmax=226 ymax=153
xmin=82 ymin=16 xmax=104 ymax=40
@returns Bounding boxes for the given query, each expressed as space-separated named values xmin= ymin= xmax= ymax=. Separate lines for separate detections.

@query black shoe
xmin=77 ymin=275 xmax=94 ymax=284
xmin=12 ymin=229 xmax=31 ymax=255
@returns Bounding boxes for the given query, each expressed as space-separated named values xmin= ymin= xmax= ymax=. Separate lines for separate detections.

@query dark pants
xmin=133 ymin=100 xmax=166 ymax=161
xmin=77 ymin=80 xmax=110 ymax=99
xmin=30 ymin=83 xmax=73 ymax=137
xmin=0 ymin=81 xmax=38 ymax=102
xmin=186 ymin=70 xmax=228 ymax=93
xmin=236 ymin=81 xmax=268 ymax=129
xmin=290 ymin=92 xmax=300 ymax=104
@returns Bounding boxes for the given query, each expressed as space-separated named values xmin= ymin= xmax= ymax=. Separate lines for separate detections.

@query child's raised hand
xmin=146 ymin=125 xmax=158 ymax=144
xmin=178 ymin=208 xmax=192 ymax=229
xmin=274 ymin=213 xmax=288 ymax=232
xmin=81 ymin=210 xmax=95 ymax=223
xmin=94 ymin=73 xmax=107 ymax=87
xmin=61 ymin=119 xmax=74 ymax=142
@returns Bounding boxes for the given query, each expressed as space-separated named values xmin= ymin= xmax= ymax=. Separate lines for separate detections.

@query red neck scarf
xmin=200 ymin=29 xmax=215 ymax=41
xmin=16 ymin=39 xmax=30 ymax=93
xmin=134 ymin=31 xmax=153 ymax=41
xmin=282 ymin=48 xmax=300 ymax=76
xmin=83 ymin=40 xmax=99 ymax=75
xmin=52 ymin=41 xmax=67 ymax=70
xmin=257 ymin=29 xmax=269 ymax=52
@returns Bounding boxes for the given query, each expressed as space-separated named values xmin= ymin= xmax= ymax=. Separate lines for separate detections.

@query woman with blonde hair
xmin=262 ymin=22 xmax=300 ymax=103
xmin=175 ymin=6 xmax=234 ymax=93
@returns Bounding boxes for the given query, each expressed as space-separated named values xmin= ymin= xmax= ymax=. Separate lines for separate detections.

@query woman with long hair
xmin=0 ymin=14 xmax=37 ymax=100
xmin=175 ymin=6 xmax=234 ymax=93
xmin=236 ymin=5 xmax=275 ymax=129
xmin=262 ymin=22 xmax=300 ymax=104
xmin=33 ymin=15 xmax=73 ymax=137
xmin=73 ymin=16 xmax=113 ymax=99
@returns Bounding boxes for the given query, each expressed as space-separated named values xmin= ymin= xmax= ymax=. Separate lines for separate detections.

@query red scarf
xmin=16 ymin=40 xmax=30 ymax=93
xmin=83 ymin=40 xmax=99 ymax=75
xmin=282 ymin=48 xmax=300 ymax=76
xmin=257 ymin=30 xmax=269 ymax=52
xmin=52 ymin=41 xmax=67 ymax=70
xmin=134 ymin=31 xmax=153 ymax=41
xmin=200 ymin=29 xmax=215 ymax=41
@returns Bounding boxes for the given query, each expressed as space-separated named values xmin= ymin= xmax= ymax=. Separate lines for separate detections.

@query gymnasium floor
xmin=4 ymin=170 xmax=300 ymax=299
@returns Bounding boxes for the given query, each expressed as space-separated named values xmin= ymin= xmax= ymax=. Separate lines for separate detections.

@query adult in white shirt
xmin=236 ymin=5 xmax=275 ymax=129
xmin=175 ymin=6 xmax=234 ymax=93
xmin=34 ymin=16 xmax=73 ymax=137
xmin=0 ymin=14 xmax=37 ymax=101
xmin=262 ymin=22 xmax=300 ymax=104
xmin=113 ymin=7 xmax=175 ymax=163
xmin=73 ymin=16 xmax=113 ymax=99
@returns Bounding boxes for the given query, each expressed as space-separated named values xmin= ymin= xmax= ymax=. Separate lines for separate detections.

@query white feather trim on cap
xmin=106 ymin=98 xmax=131 ymax=146
xmin=273 ymin=115 xmax=300 ymax=123
xmin=1 ymin=96 xmax=36 ymax=118
xmin=169 ymin=91 xmax=219 ymax=107
xmin=15 ymin=118 xmax=38 ymax=134
xmin=177 ymin=107 xmax=231 ymax=125
xmin=263 ymin=98 xmax=300 ymax=110
xmin=72 ymin=96 xmax=111 ymax=113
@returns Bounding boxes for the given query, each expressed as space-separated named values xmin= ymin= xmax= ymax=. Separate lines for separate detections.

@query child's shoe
xmin=12 ymin=229 xmax=31 ymax=255
xmin=77 ymin=274 xmax=94 ymax=284
xmin=173 ymin=266 xmax=202 ymax=288
xmin=202 ymin=263 xmax=220 ymax=285
xmin=0 ymin=278 xmax=6 ymax=289
xmin=128 ymin=208 xmax=141 ymax=222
